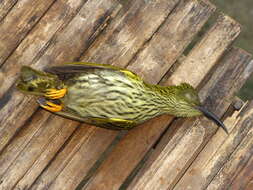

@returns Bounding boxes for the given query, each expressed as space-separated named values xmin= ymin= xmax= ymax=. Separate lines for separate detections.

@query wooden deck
xmin=0 ymin=0 xmax=253 ymax=189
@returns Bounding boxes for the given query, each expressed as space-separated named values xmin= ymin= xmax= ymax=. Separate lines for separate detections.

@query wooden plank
xmin=129 ymin=46 xmax=251 ymax=190
xmin=82 ymin=1 xmax=224 ymax=190
xmin=0 ymin=111 xmax=52 ymax=177
xmin=143 ymin=97 xmax=246 ymax=189
xmin=0 ymin=0 xmax=57 ymax=66
xmin=172 ymin=106 xmax=249 ymax=189
xmin=127 ymin=0 xmax=217 ymax=84
xmin=165 ymin=16 xmax=241 ymax=87
xmin=0 ymin=1 xmax=120 ymax=186
xmin=80 ymin=0 xmax=180 ymax=67
xmin=0 ymin=0 xmax=121 ymax=187
xmin=230 ymin=150 xmax=253 ymax=190
xmin=0 ymin=0 xmax=87 ymax=97
xmin=130 ymin=46 xmax=252 ymax=189
xmin=2 ymin=0 xmax=180 ymax=189
xmin=0 ymin=0 xmax=18 ymax=21
xmin=29 ymin=0 xmax=182 ymax=189
xmin=206 ymin=109 xmax=253 ymax=190
xmin=0 ymin=0 xmax=121 ymax=153
xmin=172 ymin=58 xmax=253 ymax=190
xmin=16 ymin=126 xmax=116 ymax=190
xmin=245 ymin=180 xmax=253 ymax=190
xmin=30 ymin=127 xmax=118 ymax=190
xmin=0 ymin=114 xmax=78 ymax=190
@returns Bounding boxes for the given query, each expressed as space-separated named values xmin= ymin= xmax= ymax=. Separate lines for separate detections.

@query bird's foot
xmin=37 ymin=98 xmax=63 ymax=112
xmin=45 ymin=88 xmax=67 ymax=99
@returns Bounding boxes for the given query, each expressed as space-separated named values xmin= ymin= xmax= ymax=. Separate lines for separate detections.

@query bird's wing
xmin=44 ymin=62 xmax=121 ymax=74
xmin=44 ymin=62 xmax=142 ymax=81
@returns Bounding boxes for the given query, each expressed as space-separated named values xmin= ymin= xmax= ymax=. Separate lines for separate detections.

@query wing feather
xmin=44 ymin=62 xmax=122 ymax=74
xmin=44 ymin=62 xmax=141 ymax=81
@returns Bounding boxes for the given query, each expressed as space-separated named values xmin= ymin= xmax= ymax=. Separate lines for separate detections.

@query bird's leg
xmin=45 ymin=88 xmax=67 ymax=99
xmin=37 ymin=98 xmax=63 ymax=112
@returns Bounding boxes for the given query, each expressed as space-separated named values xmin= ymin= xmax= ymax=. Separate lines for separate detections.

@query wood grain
xmin=0 ymin=0 xmax=121 ymax=188
xmin=32 ymin=127 xmax=118 ymax=190
xmin=0 ymin=0 xmax=120 ymax=154
xmin=0 ymin=0 xmax=57 ymax=66
xmin=81 ymin=0 xmax=180 ymax=67
xmin=0 ymin=0 xmax=87 ymax=98
xmin=19 ymin=126 xmax=116 ymax=190
xmin=127 ymin=21 xmax=243 ymax=190
xmin=174 ymin=101 xmax=253 ymax=189
xmin=165 ymin=15 xmax=241 ymax=87
xmin=2 ymin=0 xmax=180 ymax=189
xmin=0 ymin=0 xmax=251 ymax=189
xmin=30 ymin=0 xmax=182 ymax=189
xmin=229 ymin=148 xmax=253 ymax=190
xmin=171 ymin=54 xmax=253 ymax=190
xmin=206 ymin=107 xmax=253 ymax=190
xmin=0 ymin=114 xmax=77 ymax=190
xmin=0 ymin=0 xmax=18 ymax=21
xmin=245 ymin=180 xmax=253 ymax=190
xmin=127 ymin=0 xmax=216 ymax=84
xmin=0 ymin=111 xmax=52 ymax=177
xmin=83 ymin=1 xmax=221 ymax=189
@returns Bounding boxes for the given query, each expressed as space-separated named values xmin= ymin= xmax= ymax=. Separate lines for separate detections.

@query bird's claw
xmin=37 ymin=98 xmax=63 ymax=112
xmin=45 ymin=88 xmax=67 ymax=99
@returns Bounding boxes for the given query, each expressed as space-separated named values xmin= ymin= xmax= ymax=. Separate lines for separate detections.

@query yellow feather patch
xmin=120 ymin=69 xmax=141 ymax=81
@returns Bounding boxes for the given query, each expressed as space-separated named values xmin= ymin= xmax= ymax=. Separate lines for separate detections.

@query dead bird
xmin=16 ymin=62 xmax=228 ymax=133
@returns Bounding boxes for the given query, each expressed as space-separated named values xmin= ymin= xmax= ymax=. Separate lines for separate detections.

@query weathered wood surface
xmin=172 ymin=56 xmax=253 ymax=190
xmin=83 ymin=0 xmax=217 ymax=189
xmin=0 ymin=0 xmax=18 ymax=21
xmin=0 ymin=0 xmax=253 ymax=190
xmin=84 ymin=15 xmax=241 ymax=190
xmin=129 ymin=48 xmax=252 ymax=190
xmin=206 ymin=101 xmax=253 ymax=190
xmin=0 ymin=0 xmax=57 ymax=65
xmin=29 ymin=0 xmax=195 ymax=189
xmin=0 ymin=0 xmax=121 ymax=189
xmin=135 ymin=50 xmax=252 ymax=189
xmin=230 ymin=146 xmax=253 ymax=189
xmin=82 ymin=0 xmax=180 ymax=68
xmin=19 ymin=0 xmax=183 ymax=189
xmin=0 ymin=0 xmax=87 ymax=96
xmin=0 ymin=0 xmax=121 ymax=154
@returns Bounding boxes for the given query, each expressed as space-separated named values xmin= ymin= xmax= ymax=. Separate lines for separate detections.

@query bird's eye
xmin=184 ymin=93 xmax=193 ymax=100
xmin=183 ymin=92 xmax=200 ymax=105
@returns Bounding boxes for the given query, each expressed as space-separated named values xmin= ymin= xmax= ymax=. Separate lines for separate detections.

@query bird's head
xmin=171 ymin=83 xmax=228 ymax=134
xmin=16 ymin=66 xmax=62 ymax=96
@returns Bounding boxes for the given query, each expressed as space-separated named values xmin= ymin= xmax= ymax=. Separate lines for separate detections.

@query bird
xmin=16 ymin=62 xmax=228 ymax=133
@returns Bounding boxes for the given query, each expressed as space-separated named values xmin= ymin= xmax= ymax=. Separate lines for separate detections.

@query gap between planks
xmin=0 ymin=0 xmax=121 ymax=154
xmin=0 ymin=1 xmax=122 ymax=189
xmin=0 ymin=0 xmax=247 ymax=190
xmin=4 ymin=0 xmax=213 ymax=189
xmin=30 ymin=1 xmax=184 ymax=188
xmin=83 ymin=15 xmax=242 ymax=190
xmin=0 ymin=0 xmax=18 ymax=22
xmin=0 ymin=0 xmax=58 ymax=67
xmin=129 ymin=47 xmax=252 ymax=190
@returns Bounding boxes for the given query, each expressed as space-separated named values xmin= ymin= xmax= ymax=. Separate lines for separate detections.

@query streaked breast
xmin=63 ymin=69 xmax=163 ymax=123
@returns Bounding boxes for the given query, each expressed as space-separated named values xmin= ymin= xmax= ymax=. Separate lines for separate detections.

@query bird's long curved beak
xmin=196 ymin=106 xmax=228 ymax=134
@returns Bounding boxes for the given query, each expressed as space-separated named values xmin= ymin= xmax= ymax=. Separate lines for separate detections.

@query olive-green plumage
xmin=16 ymin=62 xmax=227 ymax=133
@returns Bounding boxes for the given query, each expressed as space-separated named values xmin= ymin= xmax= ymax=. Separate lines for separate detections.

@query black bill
xmin=196 ymin=106 xmax=228 ymax=134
